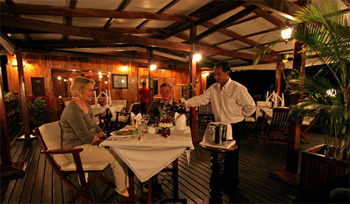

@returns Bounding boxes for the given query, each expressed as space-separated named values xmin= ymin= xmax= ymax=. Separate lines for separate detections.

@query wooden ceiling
xmin=1 ymin=0 xmax=349 ymax=70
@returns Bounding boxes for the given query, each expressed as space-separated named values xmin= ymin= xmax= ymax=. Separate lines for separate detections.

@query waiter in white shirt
xmin=180 ymin=61 xmax=256 ymax=194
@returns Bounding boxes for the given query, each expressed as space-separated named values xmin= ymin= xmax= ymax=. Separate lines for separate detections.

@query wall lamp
xmin=150 ymin=64 xmax=157 ymax=71
xmin=121 ymin=64 xmax=128 ymax=71
xmin=12 ymin=55 xmax=27 ymax=67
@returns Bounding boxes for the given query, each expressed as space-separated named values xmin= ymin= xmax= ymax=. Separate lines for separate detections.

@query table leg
xmin=121 ymin=168 xmax=138 ymax=203
xmin=209 ymin=151 xmax=225 ymax=204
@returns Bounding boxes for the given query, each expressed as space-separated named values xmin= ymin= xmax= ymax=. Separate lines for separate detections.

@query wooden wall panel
xmin=6 ymin=54 xmax=193 ymax=113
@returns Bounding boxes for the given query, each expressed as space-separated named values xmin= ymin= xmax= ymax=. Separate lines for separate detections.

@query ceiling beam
xmin=253 ymin=7 xmax=287 ymax=27
xmin=247 ymin=0 xmax=302 ymax=21
xmin=0 ymin=2 xmax=189 ymax=21
xmin=156 ymin=1 xmax=246 ymax=40
xmin=0 ymin=33 xmax=15 ymax=55
xmin=104 ymin=0 xmax=131 ymax=29
xmin=22 ymin=48 xmax=189 ymax=66
xmin=189 ymin=5 xmax=259 ymax=43
xmin=1 ymin=15 xmax=278 ymax=62
xmin=137 ymin=0 xmax=180 ymax=29
xmin=63 ymin=0 xmax=78 ymax=40
xmin=200 ymin=21 xmax=280 ymax=57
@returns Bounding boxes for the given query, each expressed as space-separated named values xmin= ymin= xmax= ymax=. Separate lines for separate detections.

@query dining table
xmin=100 ymin=125 xmax=194 ymax=203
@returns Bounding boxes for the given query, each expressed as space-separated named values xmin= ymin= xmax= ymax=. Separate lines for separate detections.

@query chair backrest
xmin=257 ymin=101 xmax=272 ymax=108
xmin=130 ymin=102 xmax=141 ymax=115
xmin=270 ymin=107 xmax=290 ymax=130
xmin=111 ymin=100 xmax=128 ymax=108
xmin=198 ymin=103 xmax=213 ymax=115
xmin=38 ymin=121 xmax=70 ymax=167
xmin=108 ymin=105 xmax=123 ymax=119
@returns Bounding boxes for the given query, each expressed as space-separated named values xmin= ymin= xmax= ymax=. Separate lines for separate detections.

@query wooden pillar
xmin=0 ymin=56 xmax=26 ymax=177
xmin=275 ymin=61 xmax=282 ymax=96
xmin=148 ymin=48 xmax=154 ymax=105
xmin=189 ymin=20 xmax=201 ymax=143
xmin=269 ymin=0 xmax=308 ymax=183
xmin=0 ymin=66 xmax=12 ymax=166
xmin=189 ymin=52 xmax=197 ymax=140
xmin=16 ymin=47 xmax=33 ymax=140
xmin=286 ymin=40 xmax=306 ymax=173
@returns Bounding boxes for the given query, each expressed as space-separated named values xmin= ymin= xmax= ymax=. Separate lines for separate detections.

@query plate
xmin=114 ymin=129 xmax=139 ymax=135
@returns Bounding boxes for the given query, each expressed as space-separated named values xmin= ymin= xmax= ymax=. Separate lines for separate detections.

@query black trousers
xmin=222 ymin=121 xmax=245 ymax=190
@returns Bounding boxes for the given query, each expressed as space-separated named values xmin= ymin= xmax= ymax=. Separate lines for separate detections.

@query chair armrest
xmin=42 ymin=148 xmax=84 ymax=154
xmin=95 ymin=113 xmax=104 ymax=118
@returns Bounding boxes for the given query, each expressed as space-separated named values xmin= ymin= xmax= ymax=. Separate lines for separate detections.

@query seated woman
xmin=60 ymin=76 xmax=129 ymax=197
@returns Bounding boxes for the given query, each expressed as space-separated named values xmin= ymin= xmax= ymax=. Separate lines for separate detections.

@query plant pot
xmin=300 ymin=144 xmax=350 ymax=191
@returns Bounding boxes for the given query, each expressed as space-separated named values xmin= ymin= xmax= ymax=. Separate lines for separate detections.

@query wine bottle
xmin=174 ymin=105 xmax=186 ymax=114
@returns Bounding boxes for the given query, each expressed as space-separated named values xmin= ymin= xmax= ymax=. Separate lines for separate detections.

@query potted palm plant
xmin=255 ymin=1 xmax=349 ymax=191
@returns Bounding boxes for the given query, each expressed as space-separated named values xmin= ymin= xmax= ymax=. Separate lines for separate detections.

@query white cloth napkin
xmin=175 ymin=112 xmax=186 ymax=130
xmin=131 ymin=113 xmax=142 ymax=120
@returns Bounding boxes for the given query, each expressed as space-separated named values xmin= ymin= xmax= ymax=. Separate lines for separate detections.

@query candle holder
xmin=160 ymin=127 xmax=171 ymax=137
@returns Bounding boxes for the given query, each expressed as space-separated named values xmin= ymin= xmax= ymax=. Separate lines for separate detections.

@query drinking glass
xmin=131 ymin=118 xmax=137 ymax=128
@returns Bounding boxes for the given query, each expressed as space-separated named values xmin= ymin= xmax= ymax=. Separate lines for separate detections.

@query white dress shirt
xmin=185 ymin=78 xmax=256 ymax=124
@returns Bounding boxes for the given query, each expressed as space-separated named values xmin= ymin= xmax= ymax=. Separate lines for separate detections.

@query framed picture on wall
xmin=112 ymin=74 xmax=128 ymax=89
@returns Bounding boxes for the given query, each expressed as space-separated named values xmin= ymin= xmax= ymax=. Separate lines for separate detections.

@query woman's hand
xmin=91 ymin=136 xmax=103 ymax=145
xmin=97 ymin=132 xmax=107 ymax=140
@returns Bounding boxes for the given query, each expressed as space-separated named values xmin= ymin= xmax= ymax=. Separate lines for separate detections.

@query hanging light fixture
xmin=281 ymin=20 xmax=293 ymax=41
xmin=281 ymin=27 xmax=293 ymax=40
xmin=193 ymin=53 xmax=202 ymax=62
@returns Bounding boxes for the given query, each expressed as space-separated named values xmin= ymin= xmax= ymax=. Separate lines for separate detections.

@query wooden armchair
xmin=34 ymin=121 xmax=114 ymax=203
xmin=197 ymin=103 xmax=215 ymax=127
xmin=115 ymin=108 xmax=130 ymax=130
xmin=265 ymin=107 xmax=290 ymax=146
xmin=115 ymin=102 xmax=141 ymax=130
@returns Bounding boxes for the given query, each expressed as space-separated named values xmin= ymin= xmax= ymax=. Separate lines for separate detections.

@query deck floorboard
xmin=1 ymin=126 xmax=325 ymax=203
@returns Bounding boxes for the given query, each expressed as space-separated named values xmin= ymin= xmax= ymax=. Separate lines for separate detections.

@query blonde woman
xmin=60 ymin=76 xmax=129 ymax=197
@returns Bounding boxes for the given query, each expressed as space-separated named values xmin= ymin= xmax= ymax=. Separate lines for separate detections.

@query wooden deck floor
xmin=1 ymin=125 xmax=326 ymax=204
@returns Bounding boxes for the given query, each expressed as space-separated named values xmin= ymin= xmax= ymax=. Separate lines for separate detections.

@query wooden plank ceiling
xmin=1 ymin=0 xmax=349 ymax=70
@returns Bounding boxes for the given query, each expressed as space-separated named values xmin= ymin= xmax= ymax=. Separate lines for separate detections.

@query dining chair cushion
xmin=39 ymin=121 xmax=70 ymax=167
xmin=60 ymin=161 xmax=110 ymax=171
xmin=302 ymin=115 xmax=315 ymax=126
xmin=118 ymin=115 xmax=129 ymax=123
xmin=109 ymin=105 xmax=124 ymax=122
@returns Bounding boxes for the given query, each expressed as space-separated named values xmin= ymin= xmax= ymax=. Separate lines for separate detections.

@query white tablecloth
xmin=100 ymin=127 xmax=194 ymax=182
xmin=91 ymin=105 xmax=123 ymax=116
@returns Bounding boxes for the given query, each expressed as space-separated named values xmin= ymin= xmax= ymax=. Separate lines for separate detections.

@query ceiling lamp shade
xmin=281 ymin=27 xmax=293 ymax=41
xmin=193 ymin=53 xmax=202 ymax=62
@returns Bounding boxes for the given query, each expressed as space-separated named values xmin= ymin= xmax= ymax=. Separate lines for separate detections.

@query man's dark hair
xmin=160 ymin=83 xmax=171 ymax=89
xmin=141 ymin=82 xmax=146 ymax=86
xmin=215 ymin=61 xmax=231 ymax=72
